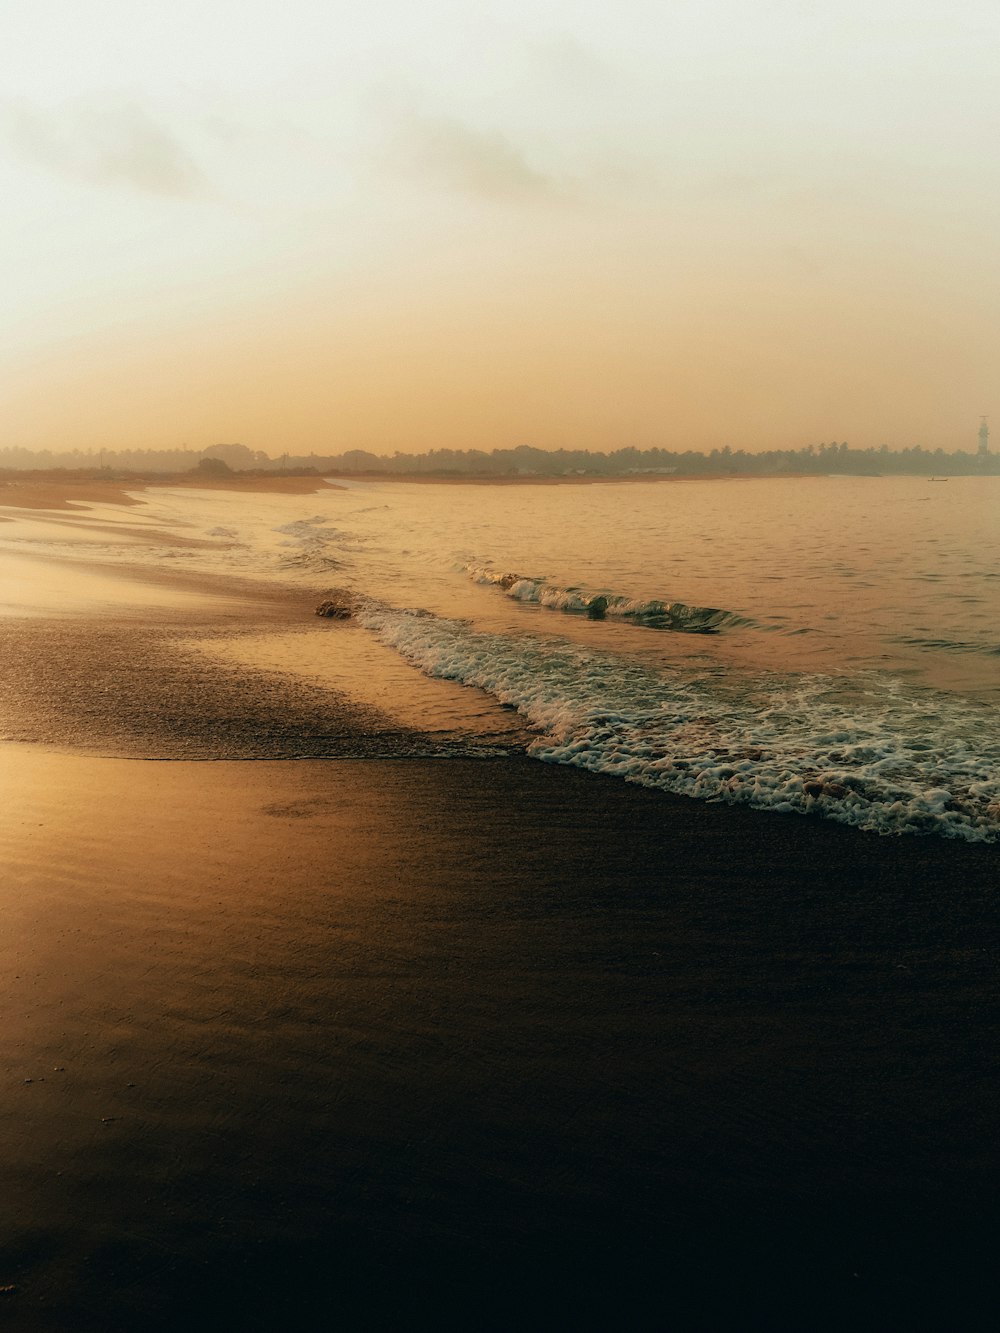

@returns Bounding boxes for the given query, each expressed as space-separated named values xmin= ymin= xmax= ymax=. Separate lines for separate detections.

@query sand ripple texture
xmin=0 ymin=619 xmax=454 ymax=760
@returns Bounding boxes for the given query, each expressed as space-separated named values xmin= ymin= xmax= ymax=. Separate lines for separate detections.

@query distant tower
xmin=978 ymin=415 xmax=990 ymax=456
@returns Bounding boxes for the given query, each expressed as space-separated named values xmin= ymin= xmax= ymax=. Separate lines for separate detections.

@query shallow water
xmin=2 ymin=475 xmax=998 ymax=839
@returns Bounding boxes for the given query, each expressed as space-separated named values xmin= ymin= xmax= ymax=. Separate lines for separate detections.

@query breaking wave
xmin=463 ymin=562 xmax=749 ymax=633
xmin=275 ymin=515 xmax=350 ymax=573
xmin=353 ymin=598 xmax=1000 ymax=842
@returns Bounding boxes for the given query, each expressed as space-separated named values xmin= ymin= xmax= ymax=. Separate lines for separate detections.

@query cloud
xmin=3 ymin=99 xmax=208 ymax=199
xmin=388 ymin=112 xmax=562 ymax=203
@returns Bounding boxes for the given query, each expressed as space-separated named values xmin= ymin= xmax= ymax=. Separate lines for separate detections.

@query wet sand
xmin=1 ymin=749 xmax=998 ymax=1331
xmin=0 ymin=473 xmax=343 ymax=511
xmin=1 ymin=486 xmax=998 ymax=1329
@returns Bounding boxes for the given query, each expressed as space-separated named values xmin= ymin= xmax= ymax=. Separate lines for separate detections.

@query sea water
xmin=3 ymin=474 xmax=999 ymax=840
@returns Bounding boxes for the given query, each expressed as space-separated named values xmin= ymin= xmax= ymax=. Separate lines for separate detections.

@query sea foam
xmin=355 ymin=599 xmax=1000 ymax=841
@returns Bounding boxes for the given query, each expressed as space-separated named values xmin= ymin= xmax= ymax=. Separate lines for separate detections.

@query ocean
xmin=4 ymin=473 xmax=999 ymax=840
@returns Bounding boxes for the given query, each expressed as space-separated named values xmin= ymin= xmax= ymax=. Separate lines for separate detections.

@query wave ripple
xmin=463 ymin=562 xmax=749 ymax=633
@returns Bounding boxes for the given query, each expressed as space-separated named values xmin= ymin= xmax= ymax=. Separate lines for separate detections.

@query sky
xmin=2 ymin=0 xmax=999 ymax=456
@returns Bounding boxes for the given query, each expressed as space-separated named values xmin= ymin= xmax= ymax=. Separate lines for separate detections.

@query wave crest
xmin=463 ymin=563 xmax=748 ymax=633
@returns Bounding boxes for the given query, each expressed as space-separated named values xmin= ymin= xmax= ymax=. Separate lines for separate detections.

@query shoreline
xmin=0 ymin=469 xmax=885 ymax=513
xmin=0 ymin=472 xmax=345 ymax=512
xmin=1 ymin=481 xmax=998 ymax=1328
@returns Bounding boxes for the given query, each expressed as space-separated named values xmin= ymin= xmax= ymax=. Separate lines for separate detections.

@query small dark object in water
xmin=315 ymin=593 xmax=356 ymax=620
xmin=587 ymin=595 xmax=609 ymax=619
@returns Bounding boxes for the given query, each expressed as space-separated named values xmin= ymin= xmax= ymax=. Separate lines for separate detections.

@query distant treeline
xmin=1 ymin=440 xmax=998 ymax=477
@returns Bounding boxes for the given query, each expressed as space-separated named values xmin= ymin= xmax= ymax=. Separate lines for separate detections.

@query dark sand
xmin=2 ymin=752 xmax=998 ymax=1331
xmin=1 ymin=494 xmax=998 ymax=1330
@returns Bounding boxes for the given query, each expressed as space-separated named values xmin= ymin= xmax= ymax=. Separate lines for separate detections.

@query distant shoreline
xmin=0 ymin=466 xmax=919 ymax=512
xmin=0 ymin=471 xmax=346 ymax=511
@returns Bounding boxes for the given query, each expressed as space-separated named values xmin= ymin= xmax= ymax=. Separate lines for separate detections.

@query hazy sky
xmin=2 ymin=1 xmax=998 ymax=455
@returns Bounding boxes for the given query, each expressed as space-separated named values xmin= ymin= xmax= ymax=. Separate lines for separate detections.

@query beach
xmin=1 ymin=477 xmax=999 ymax=1329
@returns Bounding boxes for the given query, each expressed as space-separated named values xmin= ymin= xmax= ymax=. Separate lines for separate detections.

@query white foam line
xmin=356 ymin=601 xmax=1000 ymax=842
